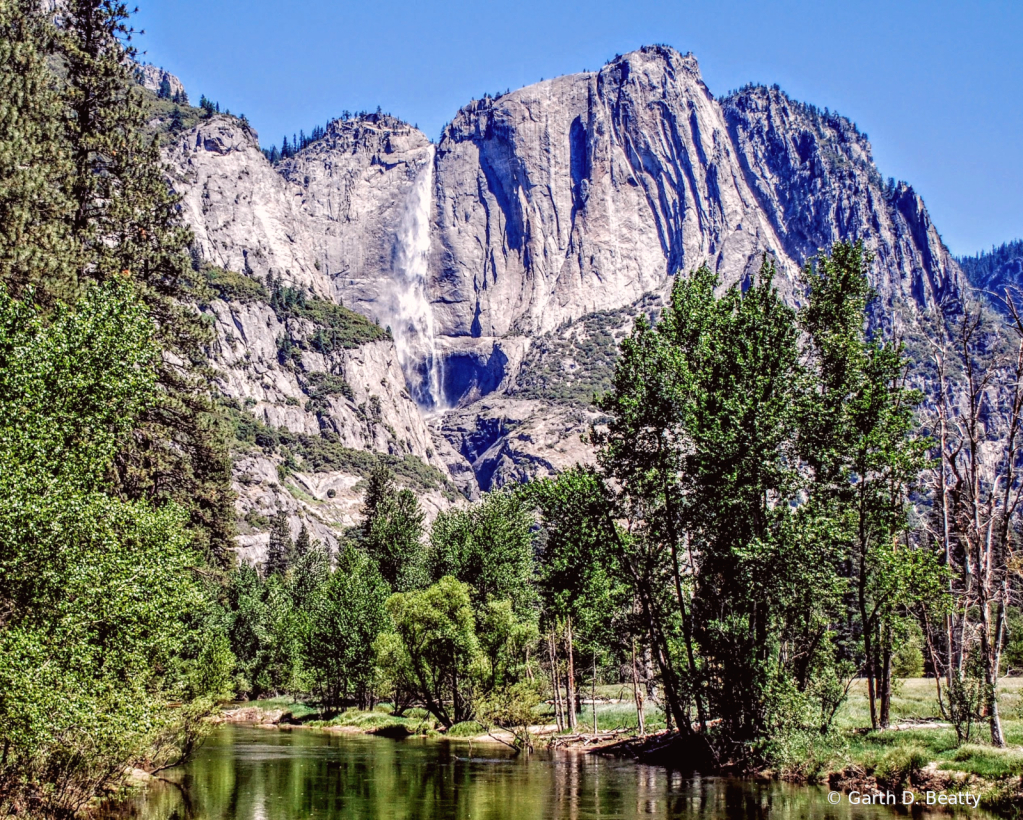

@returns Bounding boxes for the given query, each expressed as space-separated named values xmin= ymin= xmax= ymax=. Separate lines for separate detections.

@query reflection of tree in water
xmin=111 ymin=727 xmax=887 ymax=820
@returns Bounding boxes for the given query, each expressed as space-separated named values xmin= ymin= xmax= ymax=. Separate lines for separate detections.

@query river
xmin=111 ymin=725 xmax=986 ymax=819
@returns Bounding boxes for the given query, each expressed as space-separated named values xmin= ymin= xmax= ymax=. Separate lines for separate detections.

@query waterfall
xmin=391 ymin=148 xmax=444 ymax=410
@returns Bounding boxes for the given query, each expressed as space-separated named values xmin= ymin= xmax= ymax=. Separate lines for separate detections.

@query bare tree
xmin=926 ymin=296 xmax=1023 ymax=747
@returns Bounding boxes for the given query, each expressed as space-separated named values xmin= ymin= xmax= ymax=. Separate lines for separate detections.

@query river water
xmin=114 ymin=725 xmax=985 ymax=820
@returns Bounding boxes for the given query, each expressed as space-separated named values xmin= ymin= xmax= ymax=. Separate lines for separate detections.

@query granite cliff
xmin=156 ymin=45 xmax=967 ymax=557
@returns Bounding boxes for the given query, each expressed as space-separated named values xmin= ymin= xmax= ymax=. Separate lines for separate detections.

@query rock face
xmin=435 ymin=399 xmax=600 ymax=493
xmin=721 ymin=85 xmax=961 ymax=317
xmin=430 ymin=48 xmax=960 ymax=378
xmin=137 ymin=64 xmax=186 ymax=100
xmin=161 ymin=45 xmax=969 ymax=559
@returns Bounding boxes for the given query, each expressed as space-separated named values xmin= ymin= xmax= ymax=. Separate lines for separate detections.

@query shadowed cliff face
xmin=164 ymin=44 xmax=967 ymax=511
xmin=721 ymin=85 xmax=961 ymax=317
xmin=429 ymin=46 xmax=961 ymax=394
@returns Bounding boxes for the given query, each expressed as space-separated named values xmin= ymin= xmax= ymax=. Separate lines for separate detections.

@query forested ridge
xmin=3 ymin=2 xmax=1023 ymax=818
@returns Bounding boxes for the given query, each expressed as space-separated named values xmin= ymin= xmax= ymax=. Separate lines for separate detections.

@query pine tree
xmin=0 ymin=0 xmax=76 ymax=300
xmin=55 ymin=0 xmax=237 ymax=565
xmin=365 ymin=489 xmax=427 ymax=593
xmin=264 ymin=511 xmax=293 ymax=577
xmin=294 ymin=522 xmax=311 ymax=558
xmin=360 ymin=463 xmax=396 ymax=539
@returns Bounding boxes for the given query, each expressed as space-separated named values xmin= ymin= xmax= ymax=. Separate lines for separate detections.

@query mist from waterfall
xmin=391 ymin=148 xmax=444 ymax=411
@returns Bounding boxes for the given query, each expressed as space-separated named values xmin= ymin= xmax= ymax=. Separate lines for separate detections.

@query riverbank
xmin=827 ymin=678 xmax=1023 ymax=815
xmin=215 ymin=680 xmax=1023 ymax=815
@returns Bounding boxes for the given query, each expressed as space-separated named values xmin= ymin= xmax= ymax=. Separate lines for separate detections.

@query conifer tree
xmin=365 ymin=489 xmax=427 ymax=593
xmin=0 ymin=0 xmax=75 ymax=300
xmin=264 ymin=511 xmax=293 ymax=577
xmin=294 ymin=522 xmax=312 ymax=558
xmin=54 ymin=0 xmax=237 ymax=564
xmin=360 ymin=463 xmax=396 ymax=539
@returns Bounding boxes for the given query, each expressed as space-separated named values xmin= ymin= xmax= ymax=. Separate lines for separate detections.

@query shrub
xmin=873 ymin=746 xmax=929 ymax=790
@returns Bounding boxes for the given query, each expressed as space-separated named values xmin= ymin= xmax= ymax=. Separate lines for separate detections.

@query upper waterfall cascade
xmin=391 ymin=148 xmax=444 ymax=410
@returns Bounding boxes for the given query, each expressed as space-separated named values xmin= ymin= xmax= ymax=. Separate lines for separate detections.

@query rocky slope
xmin=156 ymin=45 xmax=969 ymax=559
xmin=958 ymin=240 xmax=1023 ymax=309
xmin=137 ymin=63 xmax=186 ymax=100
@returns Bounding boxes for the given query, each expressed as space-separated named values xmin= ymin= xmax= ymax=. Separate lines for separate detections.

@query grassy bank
xmin=836 ymin=678 xmax=1023 ymax=780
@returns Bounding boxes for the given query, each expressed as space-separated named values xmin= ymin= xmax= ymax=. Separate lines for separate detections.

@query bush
xmin=892 ymin=622 xmax=925 ymax=678
xmin=873 ymin=746 xmax=929 ymax=790
xmin=304 ymin=371 xmax=355 ymax=412
xmin=446 ymin=721 xmax=486 ymax=737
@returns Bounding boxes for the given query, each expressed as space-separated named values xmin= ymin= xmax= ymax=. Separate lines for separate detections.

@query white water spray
xmin=391 ymin=148 xmax=444 ymax=410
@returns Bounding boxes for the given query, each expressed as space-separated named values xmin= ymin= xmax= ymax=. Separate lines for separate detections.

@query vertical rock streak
xmin=392 ymin=148 xmax=444 ymax=410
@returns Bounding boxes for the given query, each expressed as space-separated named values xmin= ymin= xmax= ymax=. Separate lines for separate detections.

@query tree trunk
xmin=879 ymin=637 xmax=892 ymax=729
xmin=565 ymin=617 xmax=578 ymax=731
xmin=632 ymin=640 xmax=646 ymax=737
xmin=980 ymin=596 xmax=1006 ymax=746
xmin=550 ymin=632 xmax=564 ymax=732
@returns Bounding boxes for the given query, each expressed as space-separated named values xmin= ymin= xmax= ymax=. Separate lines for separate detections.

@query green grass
xmin=241 ymin=697 xmax=320 ymax=721
xmin=447 ymin=721 xmax=486 ymax=737
xmin=839 ymin=678 xmax=1023 ymax=782
xmin=539 ymin=688 xmax=668 ymax=735
xmin=306 ymin=708 xmax=439 ymax=736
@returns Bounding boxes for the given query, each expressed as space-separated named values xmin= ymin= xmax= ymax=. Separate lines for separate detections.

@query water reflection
xmin=114 ymin=726 xmax=988 ymax=820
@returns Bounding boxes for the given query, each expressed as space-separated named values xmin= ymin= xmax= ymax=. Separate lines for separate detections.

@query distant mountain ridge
xmin=958 ymin=240 xmax=1023 ymax=307
xmin=151 ymin=45 xmax=974 ymax=559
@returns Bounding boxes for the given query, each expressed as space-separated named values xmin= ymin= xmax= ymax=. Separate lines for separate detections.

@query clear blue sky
xmin=134 ymin=0 xmax=1021 ymax=256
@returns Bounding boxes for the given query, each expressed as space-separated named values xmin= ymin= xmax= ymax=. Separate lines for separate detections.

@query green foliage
xmin=222 ymin=401 xmax=456 ymax=495
xmin=512 ymin=304 xmax=643 ymax=406
xmin=264 ymin=510 xmax=294 ymax=577
xmin=524 ymin=467 xmax=626 ymax=637
xmin=892 ymin=622 xmax=925 ymax=678
xmin=0 ymin=283 xmax=158 ymax=488
xmin=0 ymin=0 xmax=75 ymax=301
xmin=445 ymin=720 xmax=486 ymax=737
xmin=301 ymin=546 xmax=389 ymax=709
xmin=378 ymin=576 xmax=537 ymax=729
xmin=364 ymin=484 xmax=427 ymax=593
xmin=428 ymin=490 xmax=537 ymax=613
xmin=476 ymin=681 xmax=544 ymax=752
xmin=266 ymin=273 xmax=389 ymax=353
xmin=378 ymin=577 xmax=481 ymax=728
xmin=798 ymin=241 xmax=934 ymax=730
xmin=580 ymin=244 xmax=935 ymax=764
xmin=1002 ymin=607 xmax=1023 ymax=675
xmin=202 ymin=266 xmax=269 ymax=304
xmin=872 ymin=746 xmax=929 ymax=790
xmin=304 ymin=370 xmax=355 ymax=410
xmin=0 ymin=283 xmax=223 ymax=814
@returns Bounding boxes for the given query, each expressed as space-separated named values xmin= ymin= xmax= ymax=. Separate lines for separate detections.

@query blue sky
xmin=134 ymin=0 xmax=1021 ymax=256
